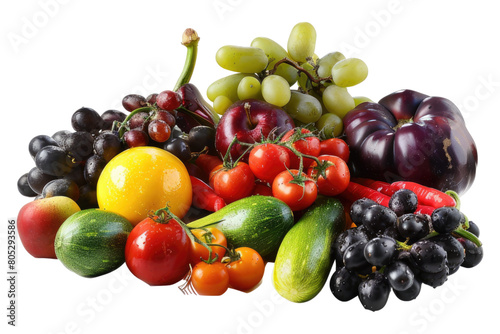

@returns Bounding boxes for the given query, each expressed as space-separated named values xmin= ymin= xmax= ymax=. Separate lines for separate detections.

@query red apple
xmin=215 ymin=99 xmax=295 ymax=161
xmin=17 ymin=196 xmax=81 ymax=258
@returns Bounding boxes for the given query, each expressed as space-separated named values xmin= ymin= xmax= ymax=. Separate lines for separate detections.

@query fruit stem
xmin=445 ymin=190 xmax=461 ymax=210
xmin=422 ymin=221 xmax=482 ymax=247
xmin=453 ymin=228 xmax=482 ymax=247
xmin=269 ymin=57 xmax=330 ymax=84
xmin=221 ymin=250 xmax=242 ymax=265
xmin=173 ymin=28 xmax=200 ymax=92
xmin=277 ymin=129 xmax=322 ymax=174
xmin=222 ymin=136 xmax=239 ymax=167
xmin=117 ymin=106 xmax=154 ymax=138
xmin=396 ymin=240 xmax=412 ymax=251
xmin=154 ymin=205 xmax=219 ymax=264
xmin=244 ymin=102 xmax=255 ymax=129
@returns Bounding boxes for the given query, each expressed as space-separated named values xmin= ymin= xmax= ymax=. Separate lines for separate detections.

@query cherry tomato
xmin=281 ymin=128 xmax=321 ymax=169
xmin=125 ymin=215 xmax=191 ymax=286
xmin=272 ymin=169 xmax=317 ymax=211
xmin=191 ymin=261 xmax=229 ymax=296
xmin=225 ymin=247 xmax=265 ymax=292
xmin=190 ymin=227 xmax=227 ymax=265
xmin=319 ymin=138 xmax=350 ymax=163
xmin=252 ymin=181 xmax=273 ymax=197
xmin=210 ymin=162 xmax=255 ymax=204
xmin=248 ymin=143 xmax=291 ymax=183
xmin=307 ymin=155 xmax=350 ymax=196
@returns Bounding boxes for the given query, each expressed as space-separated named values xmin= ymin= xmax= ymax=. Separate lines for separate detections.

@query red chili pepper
xmin=390 ymin=181 xmax=456 ymax=208
xmin=190 ymin=176 xmax=226 ymax=212
xmin=339 ymin=182 xmax=390 ymax=207
xmin=351 ymin=178 xmax=394 ymax=196
xmin=195 ymin=154 xmax=223 ymax=181
xmin=351 ymin=178 xmax=438 ymax=215
xmin=415 ymin=205 xmax=435 ymax=216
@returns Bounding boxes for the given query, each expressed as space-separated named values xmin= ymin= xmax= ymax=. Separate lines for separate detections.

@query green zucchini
xmin=55 ymin=209 xmax=133 ymax=278
xmin=187 ymin=195 xmax=294 ymax=261
xmin=273 ymin=196 xmax=345 ymax=302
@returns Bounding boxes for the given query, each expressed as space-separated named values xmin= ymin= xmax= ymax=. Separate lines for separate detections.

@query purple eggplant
xmin=175 ymin=83 xmax=219 ymax=133
xmin=343 ymin=89 xmax=478 ymax=195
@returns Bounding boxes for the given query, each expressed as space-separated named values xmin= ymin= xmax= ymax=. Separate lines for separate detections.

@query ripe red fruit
xmin=156 ymin=90 xmax=182 ymax=111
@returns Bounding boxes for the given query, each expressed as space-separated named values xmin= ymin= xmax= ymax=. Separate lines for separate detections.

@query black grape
xmin=358 ymin=272 xmax=391 ymax=311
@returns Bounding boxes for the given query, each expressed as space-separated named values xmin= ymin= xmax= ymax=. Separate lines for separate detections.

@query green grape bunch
xmin=208 ymin=22 xmax=371 ymax=139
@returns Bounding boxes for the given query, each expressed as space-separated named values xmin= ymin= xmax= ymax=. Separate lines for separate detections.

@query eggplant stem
xmin=174 ymin=28 xmax=200 ymax=91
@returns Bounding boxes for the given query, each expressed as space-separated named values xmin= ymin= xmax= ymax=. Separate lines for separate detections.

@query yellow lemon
xmin=96 ymin=146 xmax=192 ymax=225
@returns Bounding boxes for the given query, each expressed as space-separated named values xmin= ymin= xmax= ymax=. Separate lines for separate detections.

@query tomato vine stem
xmin=153 ymin=205 xmax=224 ymax=264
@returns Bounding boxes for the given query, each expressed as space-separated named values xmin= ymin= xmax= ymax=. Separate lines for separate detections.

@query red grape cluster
xmin=121 ymin=91 xmax=180 ymax=148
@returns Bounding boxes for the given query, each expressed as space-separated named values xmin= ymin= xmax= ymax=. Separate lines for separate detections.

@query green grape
xmin=331 ymin=58 xmax=368 ymax=87
xmin=237 ymin=76 xmax=262 ymax=100
xmin=261 ymin=75 xmax=291 ymax=107
xmin=251 ymin=37 xmax=298 ymax=85
xmin=213 ymin=95 xmax=234 ymax=115
xmin=297 ymin=62 xmax=316 ymax=92
xmin=283 ymin=91 xmax=322 ymax=124
xmin=353 ymin=96 xmax=373 ymax=106
xmin=322 ymin=85 xmax=355 ymax=118
xmin=316 ymin=113 xmax=343 ymax=138
xmin=216 ymin=45 xmax=269 ymax=73
xmin=287 ymin=22 xmax=316 ymax=63
xmin=207 ymin=73 xmax=255 ymax=102
xmin=317 ymin=52 xmax=346 ymax=78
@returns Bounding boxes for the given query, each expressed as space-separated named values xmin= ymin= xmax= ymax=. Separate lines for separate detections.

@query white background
xmin=1 ymin=0 xmax=498 ymax=333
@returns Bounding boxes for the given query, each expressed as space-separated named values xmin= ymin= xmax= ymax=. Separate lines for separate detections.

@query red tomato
xmin=190 ymin=227 xmax=227 ymax=265
xmin=225 ymin=247 xmax=265 ymax=292
xmin=319 ymin=138 xmax=350 ymax=163
xmin=248 ymin=143 xmax=291 ymax=183
xmin=272 ymin=169 xmax=317 ymax=211
xmin=125 ymin=216 xmax=191 ymax=286
xmin=281 ymin=128 xmax=321 ymax=169
xmin=307 ymin=155 xmax=350 ymax=196
xmin=252 ymin=181 xmax=273 ymax=197
xmin=210 ymin=162 xmax=255 ymax=204
xmin=191 ymin=261 xmax=229 ymax=296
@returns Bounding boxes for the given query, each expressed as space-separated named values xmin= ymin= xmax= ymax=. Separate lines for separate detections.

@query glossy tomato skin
xmin=190 ymin=227 xmax=227 ymax=265
xmin=248 ymin=144 xmax=291 ymax=183
xmin=210 ymin=162 xmax=255 ymax=204
xmin=319 ymin=138 xmax=350 ymax=163
xmin=125 ymin=217 xmax=191 ymax=286
xmin=307 ymin=155 xmax=350 ymax=196
xmin=191 ymin=261 xmax=230 ymax=296
xmin=281 ymin=128 xmax=321 ymax=169
xmin=226 ymin=247 xmax=265 ymax=292
xmin=272 ymin=170 xmax=317 ymax=211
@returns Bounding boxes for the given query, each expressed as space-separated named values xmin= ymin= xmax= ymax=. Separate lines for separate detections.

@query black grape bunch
xmin=330 ymin=190 xmax=483 ymax=311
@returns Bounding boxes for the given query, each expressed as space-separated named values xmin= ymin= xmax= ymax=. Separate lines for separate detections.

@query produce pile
xmin=16 ymin=23 xmax=482 ymax=311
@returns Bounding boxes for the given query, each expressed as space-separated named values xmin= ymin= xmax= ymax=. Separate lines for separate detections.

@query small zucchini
xmin=273 ymin=196 xmax=345 ymax=302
